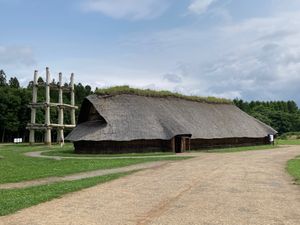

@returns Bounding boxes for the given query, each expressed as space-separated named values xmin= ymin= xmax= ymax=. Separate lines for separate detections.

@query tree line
xmin=0 ymin=70 xmax=92 ymax=142
xmin=1 ymin=69 xmax=299 ymax=142
xmin=233 ymin=99 xmax=300 ymax=134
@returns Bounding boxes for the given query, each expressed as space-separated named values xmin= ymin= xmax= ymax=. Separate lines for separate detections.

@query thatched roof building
xmin=67 ymin=87 xmax=277 ymax=154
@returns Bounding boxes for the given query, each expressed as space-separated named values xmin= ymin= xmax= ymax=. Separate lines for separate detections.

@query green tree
xmin=234 ymin=99 xmax=300 ymax=135
xmin=0 ymin=70 xmax=7 ymax=86
xmin=9 ymin=77 xmax=20 ymax=88
xmin=287 ymin=101 xmax=298 ymax=113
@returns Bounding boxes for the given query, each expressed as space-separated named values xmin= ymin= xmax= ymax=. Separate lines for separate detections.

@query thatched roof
xmin=66 ymin=93 xmax=277 ymax=142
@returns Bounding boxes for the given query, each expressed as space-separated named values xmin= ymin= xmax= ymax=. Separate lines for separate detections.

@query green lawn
xmin=277 ymin=139 xmax=300 ymax=145
xmin=287 ymin=157 xmax=300 ymax=185
xmin=42 ymin=148 xmax=174 ymax=157
xmin=200 ymin=144 xmax=278 ymax=153
xmin=0 ymin=172 xmax=133 ymax=216
xmin=0 ymin=141 xmax=299 ymax=217
xmin=0 ymin=144 xmax=189 ymax=184
xmin=202 ymin=139 xmax=300 ymax=153
xmin=0 ymin=144 xmax=191 ymax=216
xmin=281 ymin=137 xmax=300 ymax=185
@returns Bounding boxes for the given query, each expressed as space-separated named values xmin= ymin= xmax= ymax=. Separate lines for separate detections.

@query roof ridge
xmin=94 ymin=86 xmax=233 ymax=105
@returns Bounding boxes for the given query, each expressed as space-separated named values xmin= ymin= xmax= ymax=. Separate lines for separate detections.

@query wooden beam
xmin=52 ymin=103 xmax=78 ymax=109
xmin=57 ymin=72 xmax=64 ymax=145
xmin=28 ymin=103 xmax=78 ymax=110
xmin=70 ymin=73 xmax=76 ymax=126
xmin=37 ymin=84 xmax=72 ymax=92
xmin=29 ymin=70 xmax=38 ymax=145
xmin=27 ymin=123 xmax=76 ymax=129
xmin=50 ymin=124 xmax=76 ymax=128
xmin=44 ymin=67 xmax=51 ymax=146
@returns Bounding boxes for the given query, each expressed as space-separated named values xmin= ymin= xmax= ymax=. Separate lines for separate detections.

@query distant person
xmin=269 ymin=134 xmax=275 ymax=146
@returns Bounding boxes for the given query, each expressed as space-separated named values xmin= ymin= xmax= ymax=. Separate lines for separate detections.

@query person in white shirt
xmin=269 ymin=134 xmax=274 ymax=146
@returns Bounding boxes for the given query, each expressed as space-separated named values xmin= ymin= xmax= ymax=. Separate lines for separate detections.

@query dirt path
xmin=25 ymin=150 xmax=194 ymax=160
xmin=1 ymin=146 xmax=300 ymax=225
xmin=0 ymin=161 xmax=169 ymax=190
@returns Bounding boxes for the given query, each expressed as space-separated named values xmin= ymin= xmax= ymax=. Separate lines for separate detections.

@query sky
xmin=1 ymin=0 xmax=300 ymax=104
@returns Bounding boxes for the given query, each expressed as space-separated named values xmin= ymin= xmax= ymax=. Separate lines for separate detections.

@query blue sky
xmin=1 ymin=0 xmax=300 ymax=104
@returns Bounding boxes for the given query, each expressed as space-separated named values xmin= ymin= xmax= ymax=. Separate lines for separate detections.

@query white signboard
xmin=13 ymin=138 xmax=23 ymax=144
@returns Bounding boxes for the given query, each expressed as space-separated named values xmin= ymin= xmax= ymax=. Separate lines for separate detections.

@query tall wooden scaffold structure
xmin=27 ymin=67 xmax=78 ymax=146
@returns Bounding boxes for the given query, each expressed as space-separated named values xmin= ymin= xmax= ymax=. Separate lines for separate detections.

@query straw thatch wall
xmin=66 ymin=94 xmax=277 ymax=153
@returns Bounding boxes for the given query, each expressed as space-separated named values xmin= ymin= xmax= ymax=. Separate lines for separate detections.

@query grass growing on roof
xmin=0 ymin=144 xmax=190 ymax=184
xmin=0 ymin=172 xmax=133 ymax=216
xmin=95 ymin=85 xmax=232 ymax=104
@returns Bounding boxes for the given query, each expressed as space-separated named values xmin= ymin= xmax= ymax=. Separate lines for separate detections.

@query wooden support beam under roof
xmin=36 ymin=83 xmax=73 ymax=92
xmin=26 ymin=123 xmax=76 ymax=130
xmin=28 ymin=103 xmax=78 ymax=110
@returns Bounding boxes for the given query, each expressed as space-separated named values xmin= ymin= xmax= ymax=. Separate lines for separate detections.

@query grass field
xmin=42 ymin=148 xmax=174 ymax=157
xmin=0 ymin=143 xmax=191 ymax=216
xmin=0 ymin=141 xmax=299 ymax=217
xmin=281 ymin=137 xmax=300 ymax=185
xmin=0 ymin=172 xmax=133 ymax=216
xmin=277 ymin=139 xmax=300 ymax=145
xmin=201 ymin=139 xmax=300 ymax=153
xmin=203 ymin=145 xmax=278 ymax=153
xmin=287 ymin=157 xmax=300 ymax=185
xmin=275 ymin=137 xmax=300 ymax=186
xmin=0 ymin=144 xmax=189 ymax=184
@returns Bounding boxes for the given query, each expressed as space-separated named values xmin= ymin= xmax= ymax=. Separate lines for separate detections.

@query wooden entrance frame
xmin=174 ymin=135 xmax=191 ymax=153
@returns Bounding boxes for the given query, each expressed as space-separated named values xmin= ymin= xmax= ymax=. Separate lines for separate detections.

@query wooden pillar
xmin=44 ymin=67 xmax=51 ymax=146
xmin=29 ymin=70 xmax=38 ymax=145
xmin=70 ymin=73 xmax=76 ymax=125
xmin=57 ymin=72 xmax=64 ymax=145
xmin=171 ymin=137 xmax=175 ymax=152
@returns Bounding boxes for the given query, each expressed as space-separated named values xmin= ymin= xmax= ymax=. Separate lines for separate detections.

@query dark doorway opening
xmin=174 ymin=135 xmax=191 ymax=153
xmin=175 ymin=136 xmax=182 ymax=153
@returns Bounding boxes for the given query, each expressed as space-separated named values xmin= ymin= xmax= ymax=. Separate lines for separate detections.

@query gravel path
xmin=1 ymin=146 xmax=300 ymax=225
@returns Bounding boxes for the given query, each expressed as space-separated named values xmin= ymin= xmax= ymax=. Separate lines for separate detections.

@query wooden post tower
xmin=27 ymin=67 xmax=78 ymax=146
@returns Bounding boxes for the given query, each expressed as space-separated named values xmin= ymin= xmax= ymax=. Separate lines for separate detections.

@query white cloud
xmin=197 ymin=12 xmax=300 ymax=101
xmin=163 ymin=73 xmax=183 ymax=83
xmin=116 ymin=10 xmax=300 ymax=104
xmin=81 ymin=0 xmax=169 ymax=20
xmin=188 ymin=0 xmax=217 ymax=14
xmin=0 ymin=46 xmax=36 ymax=66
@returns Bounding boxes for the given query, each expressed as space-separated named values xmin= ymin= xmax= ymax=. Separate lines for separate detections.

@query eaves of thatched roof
xmin=66 ymin=94 xmax=277 ymax=142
